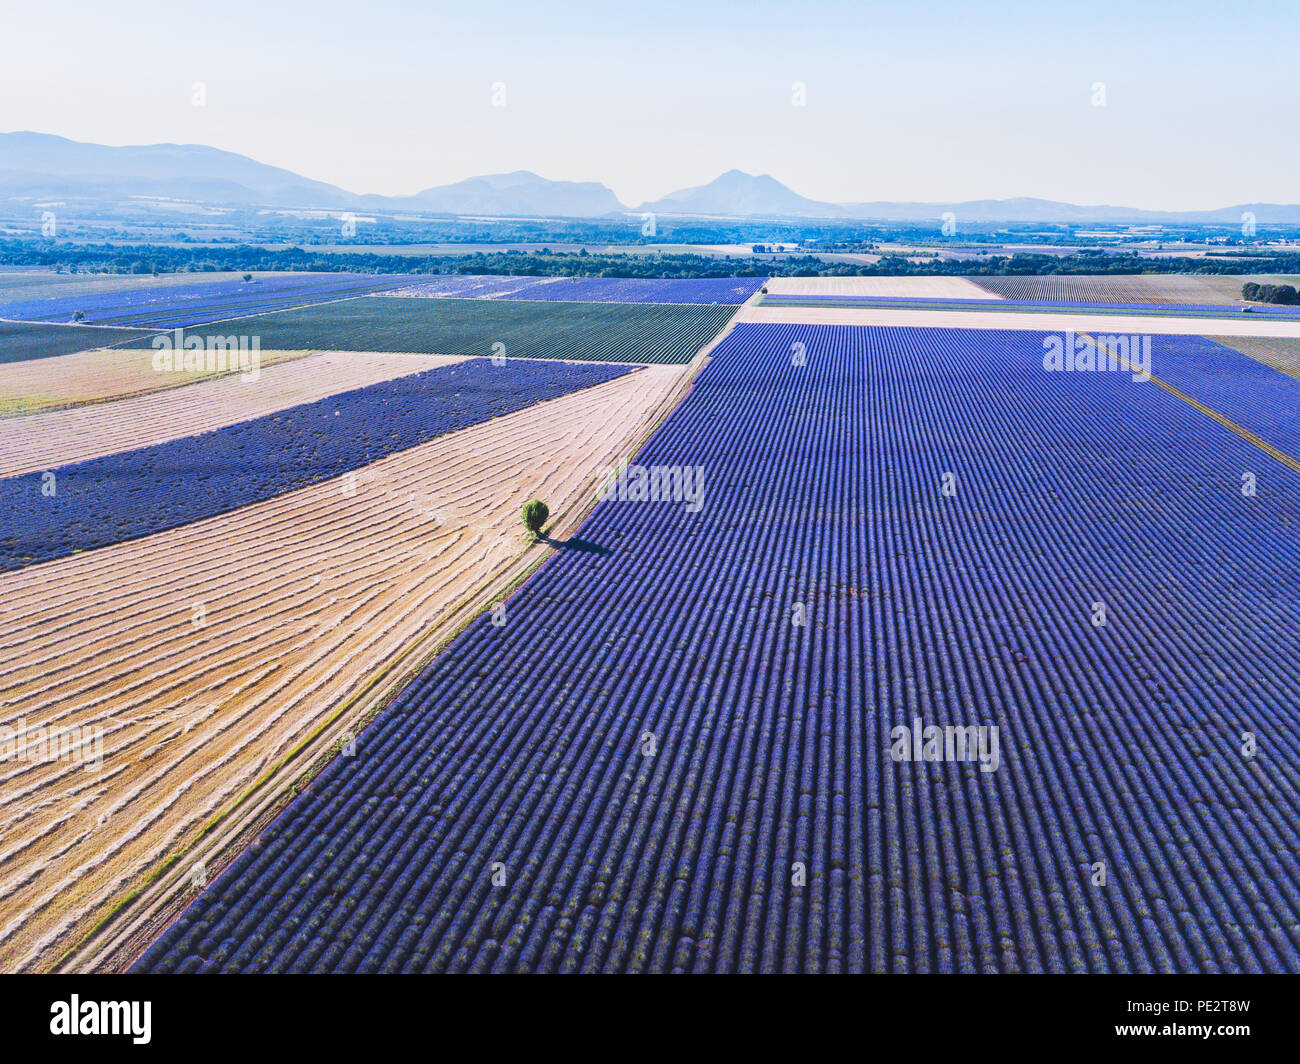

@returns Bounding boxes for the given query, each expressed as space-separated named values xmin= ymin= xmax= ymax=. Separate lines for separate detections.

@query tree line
xmin=5 ymin=238 xmax=1300 ymax=280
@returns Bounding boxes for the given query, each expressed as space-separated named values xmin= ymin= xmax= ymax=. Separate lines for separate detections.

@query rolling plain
xmin=2 ymin=267 xmax=1299 ymax=973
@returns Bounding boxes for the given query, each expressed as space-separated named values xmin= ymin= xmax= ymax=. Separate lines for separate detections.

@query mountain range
xmin=4 ymin=131 xmax=1298 ymax=225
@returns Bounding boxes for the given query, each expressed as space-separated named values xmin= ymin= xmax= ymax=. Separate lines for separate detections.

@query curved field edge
xmin=53 ymin=354 xmax=707 ymax=974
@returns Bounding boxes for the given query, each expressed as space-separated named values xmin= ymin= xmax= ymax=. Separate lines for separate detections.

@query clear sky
xmin=1 ymin=0 xmax=1294 ymax=209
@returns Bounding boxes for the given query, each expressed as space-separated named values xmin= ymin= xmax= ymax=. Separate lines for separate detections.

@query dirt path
xmin=0 ymin=364 xmax=685 ymax=972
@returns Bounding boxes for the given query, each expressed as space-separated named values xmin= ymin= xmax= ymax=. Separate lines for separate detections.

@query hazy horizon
xmin=2 ymin=0 xmax=1294 ymax=210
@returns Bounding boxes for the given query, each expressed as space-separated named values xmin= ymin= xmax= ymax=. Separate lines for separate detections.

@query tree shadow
xmin=546 ymin=534 xmax=612 ymax=556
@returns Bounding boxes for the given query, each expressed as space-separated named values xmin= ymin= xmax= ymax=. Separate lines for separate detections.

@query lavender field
xmin=0 ymin=273 xmax=415 ymax=329
xmin=385 ymin=274 xmax=766 ymax=304
xmin=136 ymin=324 xmax=1300 ymax=973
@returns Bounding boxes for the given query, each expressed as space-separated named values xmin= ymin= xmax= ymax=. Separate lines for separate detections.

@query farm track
xmin=134 ymin=324 xmax=1300 ymax=974
xmin=0 ymin=364 xmax=685 ymax=972
xmin=0 ymin=352 xmax=464 ymax=476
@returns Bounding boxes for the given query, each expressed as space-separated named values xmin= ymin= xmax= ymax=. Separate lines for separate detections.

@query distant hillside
xmin=640 ymin=173 xmax=1300 ymax=225
xmin=0 ymin=131 xmax=356 ymax=208
xmin=2 ymin=132 xmax=1298 ymax=225
xmin=840 ymin=196 xmax=1300 ymax=225
xmin=638 ymin=169 xmax=840 ymax=218
xmin=372 ymin=170 xmax=625 ymax=218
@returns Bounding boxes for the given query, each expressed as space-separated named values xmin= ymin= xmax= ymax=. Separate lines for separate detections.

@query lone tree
xmin=522 ymin=498 xmax=549 ymax=539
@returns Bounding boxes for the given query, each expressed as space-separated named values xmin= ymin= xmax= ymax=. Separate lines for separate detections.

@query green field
xmin=126 ymin=296 xmax=737 ymax=364
xmin=0 ymin=321 xmax=149 ymax=365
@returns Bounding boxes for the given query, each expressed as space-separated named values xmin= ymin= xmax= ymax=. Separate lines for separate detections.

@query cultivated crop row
xmin=0 ymin=321 xmax=149 ymax=366
xmin=1207 ymin=335 xmax=1300 ymax=383
xmin=970 ymin=274 xmax=1292 ymax=306
xmin=0 ymin=347 xmax=314 ymax=419
xmin=137 ymin=324 xmax=1300 ymax=973
xmin=0 ymin=357 xmax=631 ymax=570
xmin=0 ymin=273 xmax=415 ymax=329
xmin=122 ymin=297 xmax=738 ymax=364
xmin=0 ymin=352 xmax=463 ymax=476
xmin=760 ymin=293 xmax=1300 ymax=320
xmin=0 ymin=269 xmax=256 ymax=303
xmin=1133 ymin=334 xmax=1300 ymax=456
xmin=386 ymin=275 xmax=766 ymax=305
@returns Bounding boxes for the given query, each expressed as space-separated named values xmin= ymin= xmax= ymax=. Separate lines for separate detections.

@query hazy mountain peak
xmin=638 ymin=170 xmax=840 ymax=218
xmin=2 ymin=133 xmax=1298 ymax=223
xmin=405 ymin=170 xmax=625 ymax=217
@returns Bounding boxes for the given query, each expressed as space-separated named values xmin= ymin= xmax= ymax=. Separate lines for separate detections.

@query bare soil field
xmin=0 ymin=346 xmax=315 ymax=418
xmin=0 ymin=363 xmax=685 ymax=972
xmin=0 ymin=352 xmax=464 ymax=477
xmin=737 ymin=303 xmax=1300 ymax=338
xmin=762 ymin=276 xmax=1001 ymax=299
